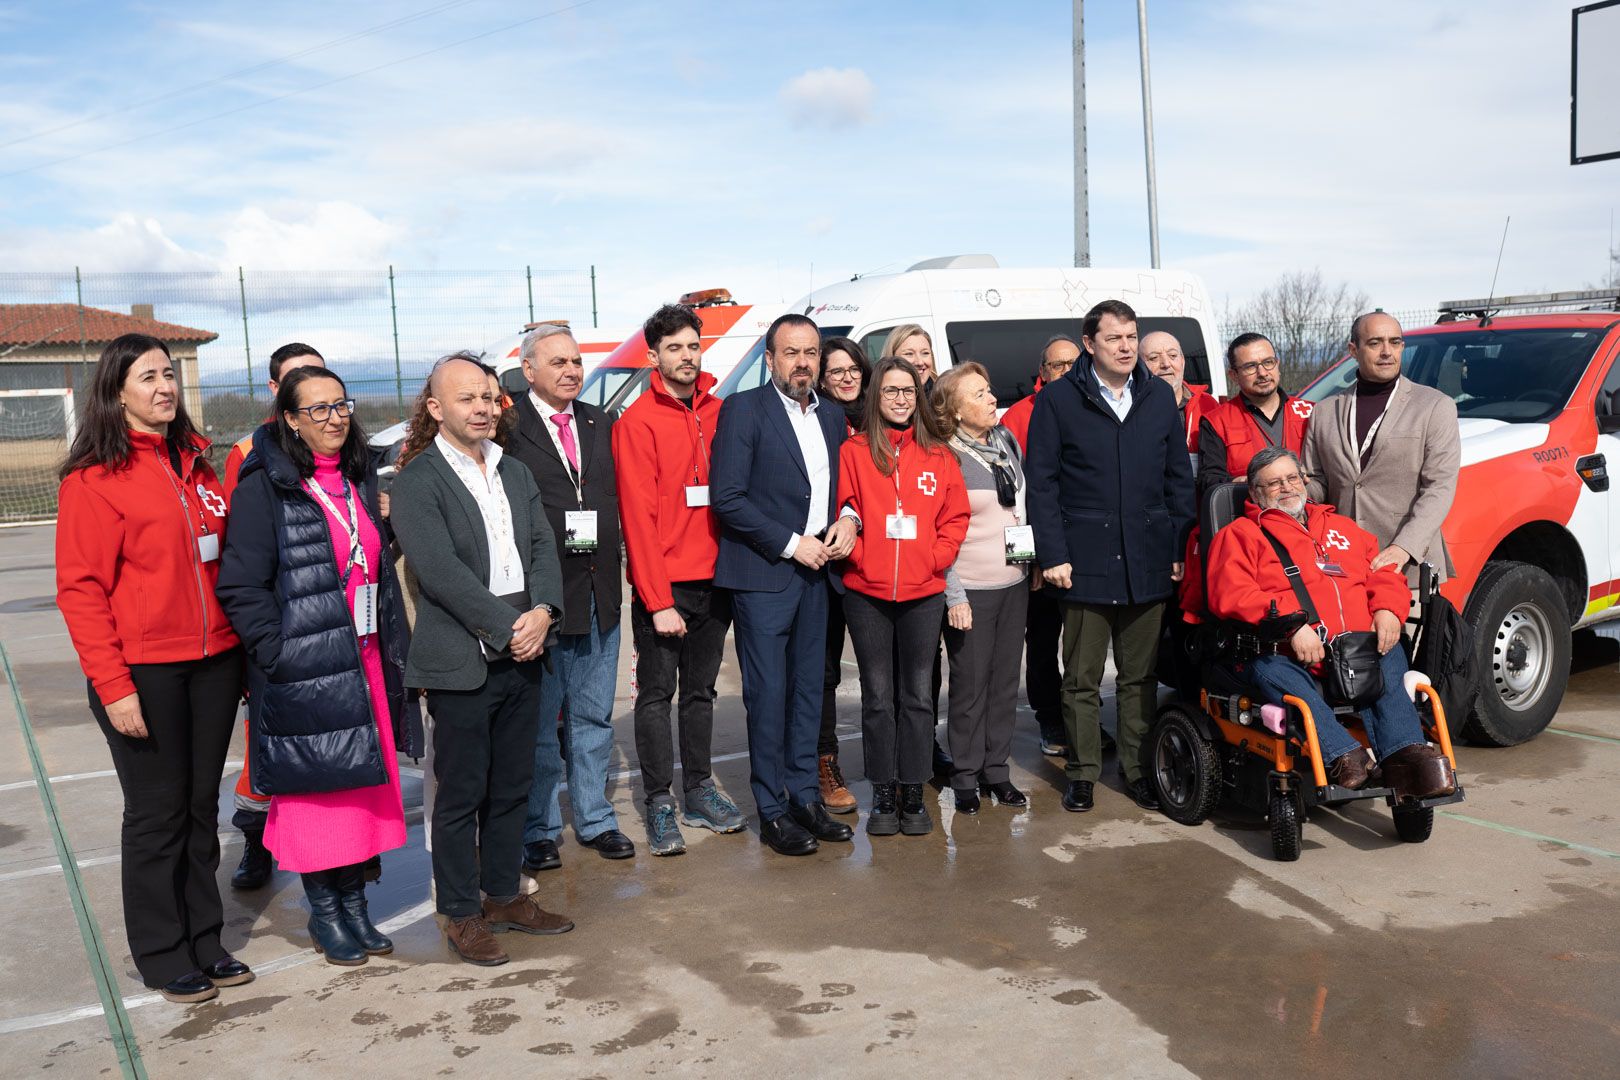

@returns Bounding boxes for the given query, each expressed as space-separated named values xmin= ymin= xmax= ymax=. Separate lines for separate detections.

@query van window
xmin=944 ymin=316 xmax=1212 ymax=406
xmin=499 ymin=367 xmax=529 ymax=398
xmin=714 ymin=325 xmax=853 ymax=399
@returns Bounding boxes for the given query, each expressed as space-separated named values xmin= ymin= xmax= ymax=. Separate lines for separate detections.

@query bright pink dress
xmin=264 ymin=453 xmax=407 ymax=872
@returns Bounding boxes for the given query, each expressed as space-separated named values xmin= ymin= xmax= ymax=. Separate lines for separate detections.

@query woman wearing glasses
xmin=932 ymin=363 xmax=1032 ymax=814
xmin=836 ymin=358 xmax=969 ymax=836
xmin=56 ymin=334 xmax=249 ymax=1003
xmin=813 ymin=338 xmax=872 ymax=813
xmin=217 ymin=367 xmax=417 ymax=967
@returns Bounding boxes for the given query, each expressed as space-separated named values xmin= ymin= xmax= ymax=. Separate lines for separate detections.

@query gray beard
xmin=773 ymin=373 xmax=811 ymax=402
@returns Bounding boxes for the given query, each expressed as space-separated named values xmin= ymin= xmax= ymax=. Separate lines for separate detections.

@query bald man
xmin=1142 ymin=331 xmax=1217 ymax=459
xmin=391 ymin=352 xmax=573 ymax=965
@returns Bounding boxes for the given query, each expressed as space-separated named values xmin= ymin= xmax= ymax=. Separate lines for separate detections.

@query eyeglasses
xmin=293 ymin=399 xmax=356 ymax=423
xmin=1255 ymin=472 xmax=1306 ymax=493
xmin=824 ymin=365 xmax=861 ymax=382
xmin=1043 ymin=357 xmax=1076 ymax=374
xmin=1233 ymin=357 xmax=1280 ymax=377
xmin=879 ymin=385 xmax=918 ymax=400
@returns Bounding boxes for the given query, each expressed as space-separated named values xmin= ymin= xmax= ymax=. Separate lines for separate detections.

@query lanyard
xmin=1351 ymin=393 xmax=1388 ymax=459
xmin=684 ymin=401 xmax=711 ymax=486
xmin=954 ymin=433 xmax=1025 ymax=525
xmin=305 ymin=476 xmax=370 ymax=586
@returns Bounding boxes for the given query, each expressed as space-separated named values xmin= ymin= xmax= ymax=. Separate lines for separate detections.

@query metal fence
xmin=1214 ymin=307 xmax=1434 ymax=393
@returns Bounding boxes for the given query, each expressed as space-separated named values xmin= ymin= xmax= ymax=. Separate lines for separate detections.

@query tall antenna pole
xmin=1073 ymin=0 xmax=1090 ymax=268
xmin=1136 ymin=0 xmax=1161 ymax=269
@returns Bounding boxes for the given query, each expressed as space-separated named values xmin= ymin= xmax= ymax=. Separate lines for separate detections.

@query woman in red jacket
xmin=837 ymin=358 xmax=969 ymax=837
xmin=55 ymin=334 xmax=250 ymax=1004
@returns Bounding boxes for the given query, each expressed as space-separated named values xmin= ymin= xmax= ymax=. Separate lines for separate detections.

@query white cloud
xmin=779 ymin=67 xmax=874 ymax=130
xmin=217 ymin=201 xmax=402 ymax=270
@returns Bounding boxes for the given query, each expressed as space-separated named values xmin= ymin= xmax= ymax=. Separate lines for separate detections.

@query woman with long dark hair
xmin=56 ymin=334 xmax=250 ymax=1003
xmin=835 ymin=358 xmax=969 ymax=837
xmin=216 ymin=366 xmax=417 ymax=967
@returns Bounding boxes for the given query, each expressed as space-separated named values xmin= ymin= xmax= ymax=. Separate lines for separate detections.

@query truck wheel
xmin=1463 ymin=560 xmax=1570 ymax=747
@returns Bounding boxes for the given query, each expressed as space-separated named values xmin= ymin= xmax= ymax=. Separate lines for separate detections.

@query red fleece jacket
xmin=837 ymin=429 xmax=970 ymax=603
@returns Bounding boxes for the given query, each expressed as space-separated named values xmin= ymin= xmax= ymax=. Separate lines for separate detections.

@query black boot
xmin=899 ymin=783 xmax=933 ymax=836
xmin=866 ymin=781 xmax=900 ymax=836
xmin=301 ymin=870 xmax=367 ymax=966
xmin=335 ymin=863 xmax=393 ymax=955
xmin=230 ymin=827 xmax=272 ymax=890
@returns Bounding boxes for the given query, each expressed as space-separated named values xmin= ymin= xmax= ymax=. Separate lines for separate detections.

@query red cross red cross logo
xmin=917 ymin=471 xmax=937 ymax=496
xmin=196 ymin=484 xmax=227 ymax=517
xmin=1291 ymin=398 xmax=1314 ymax=420
xmin=1324 ymin=528 xmax=1351 ymax=551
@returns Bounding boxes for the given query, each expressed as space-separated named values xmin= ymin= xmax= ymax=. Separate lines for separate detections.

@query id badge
xmin=685 ymin=485 xmax=710 ymax=508
xmin=1004 ymin=524 xmax=1036 ymax=565
xmin=352 ymin=583 xmax=378 ymax=636
xmin=1317 ymin=560 xmax=1346 ymax=577
xmin=564 ymin=509 xmax=599 ymax=552
xmin=885 ymin=514 xmax=918 ymax=540
xmin=197 ymin=533 xmax=220 ymax=563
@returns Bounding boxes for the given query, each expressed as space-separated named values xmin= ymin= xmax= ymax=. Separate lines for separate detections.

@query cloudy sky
xmin=1 ymin=0 xmax=1615 ymax=365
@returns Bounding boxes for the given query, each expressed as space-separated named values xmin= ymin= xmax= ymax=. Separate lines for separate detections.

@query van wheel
xmin=1147 ymin=706 xmax=1221 ymax=825
xmin=1392 ymin=804 xmax=1434 ymax=844
xmin=1268 ymin=794 xmax=1302 ymax=861
xmin=1463 ymin=561 xmax=1570 ymax=747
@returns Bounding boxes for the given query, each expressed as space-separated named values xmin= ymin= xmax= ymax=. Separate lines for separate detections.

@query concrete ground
xmin=2 ymin=521 xmax=1618 ymax=1079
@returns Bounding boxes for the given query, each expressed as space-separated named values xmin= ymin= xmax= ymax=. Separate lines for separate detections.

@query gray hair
xmin=1246 ymin=445 xmax=1305 ymax=487
xmin=520 ymin=323 xmax=575 ymax=362
xmin=1041 ymin=333 xmax=1078 ymax=360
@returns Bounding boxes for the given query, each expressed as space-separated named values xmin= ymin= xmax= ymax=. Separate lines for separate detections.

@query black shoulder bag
xmin=1257 ymin=526 xmax=1386 ymax=709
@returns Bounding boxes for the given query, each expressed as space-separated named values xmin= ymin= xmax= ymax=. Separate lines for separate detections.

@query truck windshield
xmin=1299 ymin=327 xmax=1603 ymax=422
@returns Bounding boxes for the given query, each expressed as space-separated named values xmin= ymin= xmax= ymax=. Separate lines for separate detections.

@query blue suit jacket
xmin=712 ymin=384 xmax=847 ymax=593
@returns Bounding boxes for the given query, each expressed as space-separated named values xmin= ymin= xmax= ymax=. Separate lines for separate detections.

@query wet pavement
xmin=2 ymin=522 xmax=1618 ymax=1078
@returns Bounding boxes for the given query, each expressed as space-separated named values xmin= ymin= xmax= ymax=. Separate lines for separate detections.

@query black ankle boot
xmin=231 ymin=828 xmax=272 ymax=890
xmin=334 ymin=863 xmax=393 ymax=955
xmin=866 ymin=781 xmax=900 ymax=836
xmin=899 ymin=783 xmax=933 ymax=836
xmin=302 ymin=870 xmax=367 ymax=966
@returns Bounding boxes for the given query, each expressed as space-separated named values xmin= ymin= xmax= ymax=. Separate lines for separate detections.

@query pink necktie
xmin=550 ymin=412 xmax=579 ymax=471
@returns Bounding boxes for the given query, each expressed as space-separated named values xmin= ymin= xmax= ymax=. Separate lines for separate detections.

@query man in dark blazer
xmin=506 ymin=325 xmax=635 ymax=871
xmin=391 ymin=353 xmax=573 ymax=967
xmin=711 ymin=314 xmax=859 ymax=856
xmin=1026 ymin=300 xmax=1195 ymax=816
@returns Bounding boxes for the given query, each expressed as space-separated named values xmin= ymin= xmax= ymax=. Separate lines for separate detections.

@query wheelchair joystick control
xmin=1260 ymin=703 xmax=1287 ymax=735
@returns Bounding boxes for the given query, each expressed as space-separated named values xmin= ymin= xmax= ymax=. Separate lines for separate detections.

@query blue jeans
xmin=1248 ymin=645 xmax=1427 ymax=764
xmin=523 ymin=599 xmax=623 ymax=843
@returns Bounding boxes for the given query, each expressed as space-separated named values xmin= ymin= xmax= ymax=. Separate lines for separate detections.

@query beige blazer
xmin=1303 ymin=376 xmax=1460 ymax=582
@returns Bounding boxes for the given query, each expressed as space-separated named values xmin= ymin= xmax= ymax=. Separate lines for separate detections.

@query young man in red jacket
xmin=1205 ymin=447 xmax=1456 ymax=797
xmin=220 ymin=341 xmax=325 ymax=891
xmin=613 ymin=305 xmax=745 ymax=856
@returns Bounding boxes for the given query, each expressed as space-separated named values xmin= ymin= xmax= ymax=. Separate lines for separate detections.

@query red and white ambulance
xmin=1301 ymin=290 xmax=1620 ymax=746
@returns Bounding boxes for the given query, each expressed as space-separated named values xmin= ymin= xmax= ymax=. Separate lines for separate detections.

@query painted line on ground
xmin=1438 ymin=810 xmax=1620 ymax=861
xmin=1545 ymin=726 xmax=1620 ymax=749
xmin=0 ymin=760 xmax=244 ymax=795
xmin=0 ymin=641 xmax=146 ymax=1077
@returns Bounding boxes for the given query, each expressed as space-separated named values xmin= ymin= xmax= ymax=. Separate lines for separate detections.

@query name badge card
xmin=1004 ymin=524 xmax=1036 ymax=565
xmin=885 ymin=514 xmax=918 ymax=540
xmin=352 ymin=583 xmax=378 ymax=636
xmin=197 ymin=533 xmax=220 ymax=563
xmin=1317 ymin=560 xmax=1346 ymax=577
xmin=685 ymin=485 xmax=710 ymax=508
xmin=564 ymin=509 xmax=599 ymax=552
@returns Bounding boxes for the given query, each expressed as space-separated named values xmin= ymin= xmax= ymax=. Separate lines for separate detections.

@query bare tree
xmin=1224 ymin=268 xmax=1370 ymax=386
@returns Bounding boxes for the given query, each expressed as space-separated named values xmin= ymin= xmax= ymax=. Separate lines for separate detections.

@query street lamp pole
xmin=1137 ymin=0 xmax=1161 ymax=268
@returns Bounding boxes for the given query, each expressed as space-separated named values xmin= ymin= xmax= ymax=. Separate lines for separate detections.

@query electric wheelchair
xmin=1147 ymin=482 xmax=1466 ymax=861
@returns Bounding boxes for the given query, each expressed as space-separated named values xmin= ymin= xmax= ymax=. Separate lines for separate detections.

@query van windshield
xmin=578 ymin=365 xmax=638 ymax=408
xmin=1299 ymin=327 xmax=1603 ymax=422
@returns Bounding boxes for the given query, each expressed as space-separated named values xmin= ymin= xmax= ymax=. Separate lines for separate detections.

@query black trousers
xmin=88 ymin=648 xmax=243 ymax=987
xmin=630 ymin=580 xmax=731 ymax=804
xmin=428 ymin=658 xmax=541 ymax=918
xmin=1025 ymin=584 xmax=1066 ymax=743
xmin=844 ymin=590 xmax=946 ymax=785
xmin=820 ymin=583 xmax=846 ymax=757
xmin=945 ymin=582 xmax=1030 ymax=791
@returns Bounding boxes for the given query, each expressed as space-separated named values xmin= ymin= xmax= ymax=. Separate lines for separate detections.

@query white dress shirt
xmin=435 ymin=433 xmax=525 ymax=596
xmin=775 ymin=384 xmax=830 ymax=557
xmin=1097 ymin=374 xmax=1133 ymax=421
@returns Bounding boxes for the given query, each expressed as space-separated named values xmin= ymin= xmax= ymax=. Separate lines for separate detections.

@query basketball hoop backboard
xmin=1572 ymin=0 xmax=1620 ymax=164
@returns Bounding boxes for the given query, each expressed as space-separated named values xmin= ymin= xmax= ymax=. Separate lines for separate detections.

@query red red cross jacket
xmin=1204 ymin=501 xmax=1411 ymax=640
xmin=56 ymin=430 xmax=240 ymax=705
xmin=837 ymin=430 xmax=970 ymax=603
xmin=1198 ymin=393 xmax=1314 ymax=487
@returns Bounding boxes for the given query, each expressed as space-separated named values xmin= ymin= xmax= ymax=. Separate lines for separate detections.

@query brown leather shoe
xmin=1380 ymin=744 xmax=1457 ymax=799
xmin=819 ymin=754 xmax=857 ymax=814
xmin=444 ymin=915 xmax=508 ymax=966
xmin=483 ymin=893 xmax=575 ymax=936
xmin=1326 ymin=748 xmax=1371 ymax=790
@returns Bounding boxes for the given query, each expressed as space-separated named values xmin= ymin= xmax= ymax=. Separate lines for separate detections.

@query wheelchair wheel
xmin=1148 ymin=706 xmax=1222 ymax=825
xmin=1393 ymin=804 xmax=1434 ymax=844
xmin=1269 ymin=794 xmax=1302 ymax=861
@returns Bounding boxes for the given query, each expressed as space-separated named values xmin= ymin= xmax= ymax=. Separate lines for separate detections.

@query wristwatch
xmin=539 ymin=603 xmax=561 ymax=620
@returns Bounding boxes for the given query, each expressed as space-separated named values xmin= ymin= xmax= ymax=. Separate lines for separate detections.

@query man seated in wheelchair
xmin=1204 ymin=446 xmax=1457 ymax=799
